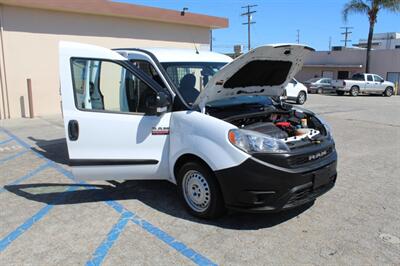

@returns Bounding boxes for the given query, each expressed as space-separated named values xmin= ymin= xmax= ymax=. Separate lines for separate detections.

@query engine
xmin=226 ymin=110 xmax=322 ymax=143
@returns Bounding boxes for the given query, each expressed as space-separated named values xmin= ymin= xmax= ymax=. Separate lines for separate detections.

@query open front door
xmin=59 ymin=41 xmax=172 ymax=182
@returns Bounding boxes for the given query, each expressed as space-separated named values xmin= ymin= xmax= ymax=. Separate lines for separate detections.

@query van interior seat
xmin=179 ymin=73 xmax=199 ymax=105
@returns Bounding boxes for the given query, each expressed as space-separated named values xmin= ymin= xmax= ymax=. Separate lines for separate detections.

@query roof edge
xmin=0 ymin=0 xmax=229 ymax=29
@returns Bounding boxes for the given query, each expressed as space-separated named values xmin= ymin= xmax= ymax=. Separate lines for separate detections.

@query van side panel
xmin=169 ymin=111 xmax=250 ymax=183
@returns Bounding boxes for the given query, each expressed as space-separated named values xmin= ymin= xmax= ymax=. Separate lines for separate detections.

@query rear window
xmin=223 ymin=60 xmax=292 ymax=88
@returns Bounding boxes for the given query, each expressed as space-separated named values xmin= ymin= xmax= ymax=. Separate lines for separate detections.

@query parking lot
xmin=0 ymin=94 xmax=399 ymax=265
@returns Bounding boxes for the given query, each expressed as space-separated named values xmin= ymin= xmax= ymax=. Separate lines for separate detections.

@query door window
xmin=373 ymin=75 xmax=383 ymax=82
xmin=130 ymin=60 xmax=166 ymax=89
xmin=71 ymin=59 xmax=157 ymax=114
xmin=367 ymin=75 xmax=373 ymax=82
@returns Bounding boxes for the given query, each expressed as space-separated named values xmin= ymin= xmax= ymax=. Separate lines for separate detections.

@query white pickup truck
xmin=333 ymin=73 xmax=395 ymax=97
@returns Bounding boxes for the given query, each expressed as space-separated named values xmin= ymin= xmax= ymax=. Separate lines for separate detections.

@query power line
xmin=341 ymin=26 xmax=353 ymax=47
xmin=241 ymin=4 xmax=257 ymax=51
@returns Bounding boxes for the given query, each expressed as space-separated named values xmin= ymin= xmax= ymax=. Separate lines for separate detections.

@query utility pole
xmin=296 ymin=29 xmax=300 ymax=44
xmin=210 ymin=30 xmax=213 ymax=51
xmin=241 ymin=4 xmax=257 ymax=51
xmin=329 ymin=36 xmax=332 ymax=51
xmin=341 ymin=26 xmax=353 ymax=47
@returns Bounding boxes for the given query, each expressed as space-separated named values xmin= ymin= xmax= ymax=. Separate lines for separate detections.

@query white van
xmin=59 ymin=42 xmax=337 ymax=218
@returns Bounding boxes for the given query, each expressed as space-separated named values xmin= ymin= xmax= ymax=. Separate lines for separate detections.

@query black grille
xmin=285 ymin=176 xmax=336 ymax=208
xmin=288 ymin=146 xmax=333 ymax=166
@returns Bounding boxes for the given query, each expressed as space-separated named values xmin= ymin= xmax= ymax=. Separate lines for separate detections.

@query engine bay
xmin=222 ymin=108 xmax=326 ymax=146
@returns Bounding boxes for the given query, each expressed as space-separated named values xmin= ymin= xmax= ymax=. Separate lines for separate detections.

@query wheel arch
xmin=174 ymin=153 xmax=211 ymax=179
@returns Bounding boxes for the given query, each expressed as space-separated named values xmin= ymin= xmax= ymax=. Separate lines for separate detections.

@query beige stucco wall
xmin=0 ymin=5 xmax=210 ymax=118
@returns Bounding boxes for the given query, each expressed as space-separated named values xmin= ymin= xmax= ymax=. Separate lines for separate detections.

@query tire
xmin=296 ymin=91 xmax=307 ymax=105
xmin=350 ymin=86 xmax=359 ymax=97
xmin=384 ymin=87 xmax=393 ymax=97
xmin=337 ymin=90 xmax=345 ymax=96
xmin=317 ymin=88 xmax=323 ymax=94
xmin=177 ymin=161 xmax=225 ymax=219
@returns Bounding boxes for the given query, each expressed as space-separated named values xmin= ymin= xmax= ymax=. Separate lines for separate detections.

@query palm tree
xmin=343 ymin=0 xmax=400 ymax=72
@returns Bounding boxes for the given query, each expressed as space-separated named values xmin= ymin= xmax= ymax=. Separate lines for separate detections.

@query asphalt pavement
xmin=0 ymin=94 xmax=399 ymax=265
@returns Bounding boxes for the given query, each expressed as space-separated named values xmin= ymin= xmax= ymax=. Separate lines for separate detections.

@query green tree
xmin=343 ymin=0 xmax=400 ymax=72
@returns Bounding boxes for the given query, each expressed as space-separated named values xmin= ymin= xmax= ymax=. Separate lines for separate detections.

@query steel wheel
xmin=182 ymin=170 xmax=211 ymax=212
xmin=177 ymin=161 xmax=225 ymax=218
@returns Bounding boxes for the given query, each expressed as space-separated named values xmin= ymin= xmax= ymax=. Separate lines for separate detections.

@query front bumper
xmin=215 ymin=149 xmax=337 ymax=213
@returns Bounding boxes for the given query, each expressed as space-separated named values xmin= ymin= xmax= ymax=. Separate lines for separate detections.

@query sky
xmin=118 ymin=0 xmax=400 ymax=53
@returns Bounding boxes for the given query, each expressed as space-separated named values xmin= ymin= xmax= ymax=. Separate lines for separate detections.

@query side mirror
xmin=146 ymin=91 xmax=171 ymax=116
xmin=155 ymin=91 xmax=171 ymax=115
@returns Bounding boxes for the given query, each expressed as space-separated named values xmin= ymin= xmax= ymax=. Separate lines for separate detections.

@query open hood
xmin=194 ymin=44 xmax=314 ymax=108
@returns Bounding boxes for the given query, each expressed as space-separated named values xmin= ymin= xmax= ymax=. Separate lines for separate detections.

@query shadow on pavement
xmin=28 ymin=137 xmax=69 ymax=165
xmin=16 ymin=136 xmax=313 ymax=229
xmin=4 ymin=180 xmax=313 ymax=230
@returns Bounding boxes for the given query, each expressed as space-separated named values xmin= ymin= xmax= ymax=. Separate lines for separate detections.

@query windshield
xmin=161 ymin=62 xmax=227 ymax=105
xmin=306 ymin=78 xmax=320 ymax=83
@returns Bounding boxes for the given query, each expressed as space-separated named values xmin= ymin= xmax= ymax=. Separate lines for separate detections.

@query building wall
xmin=296 ymin=67 xmax=363 ymax=82
xmin=296 ymin=49 xmax=400 ymax=85
xmin=369 ymin=50 xmax=400 ymax=79
xmin=0 ymin=5 xmax=210 ymax=118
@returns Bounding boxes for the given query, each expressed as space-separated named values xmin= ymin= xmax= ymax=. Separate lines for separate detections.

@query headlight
xmin=228 ymin=129 xmax=290 ymax=154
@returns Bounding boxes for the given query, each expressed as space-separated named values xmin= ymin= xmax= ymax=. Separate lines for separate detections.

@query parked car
xmin=284 ymin=78 xmax=308 ymax=105
xmin=59 ymin=42 xmax=337 ymax=219
xmin=333 ymin=73 xmax=395 ymax=96
xmin=305 ymin=78 xmax=335 ymax=94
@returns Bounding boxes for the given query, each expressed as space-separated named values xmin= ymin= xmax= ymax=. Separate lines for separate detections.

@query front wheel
xmin=296 ymin=91 xmax=307 ymax=105
xmin=384 ymin=87 xmax=394 ymax=97
xmin=177 ymin=161 xmax=225 ymax=219
xmin=317 ymin=88 xmax=323 ymax=94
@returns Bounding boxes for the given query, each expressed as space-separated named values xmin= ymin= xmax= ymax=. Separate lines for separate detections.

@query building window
xmin=338 ymin=71 xmax=349 ymax=79
xmin=395 ymin=45 xmax=400 ymax=49
xmin=322 ymin=71 xmax=334 ymax=79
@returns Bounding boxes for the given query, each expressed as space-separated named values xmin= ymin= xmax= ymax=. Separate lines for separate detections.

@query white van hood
xmin=194 ymin=44 xmax=314 ymax=108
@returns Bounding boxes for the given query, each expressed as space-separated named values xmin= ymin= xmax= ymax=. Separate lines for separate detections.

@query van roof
xmin=117 ymin=47 xmax=233 ymax=63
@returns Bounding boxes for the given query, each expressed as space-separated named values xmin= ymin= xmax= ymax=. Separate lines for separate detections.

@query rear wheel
xmin=384 ymin=87 xmax=393 ymax=97
xmin=350 ymin=86 xmax=359 ymax=96
xmin=177 ymin=161 xmax=225 ymax=219
xmin=336 ymin=90 xmax=345 ymax=96
xmin=296 ymin=91 xmax=307 ymax=105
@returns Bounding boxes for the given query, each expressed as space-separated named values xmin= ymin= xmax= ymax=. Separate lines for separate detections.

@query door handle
xmin=68 ymin=120 xmax=79 ymax=141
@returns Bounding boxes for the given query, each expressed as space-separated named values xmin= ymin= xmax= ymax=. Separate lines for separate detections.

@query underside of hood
xmin=194 ymin=44 xmax=314 ymax=109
